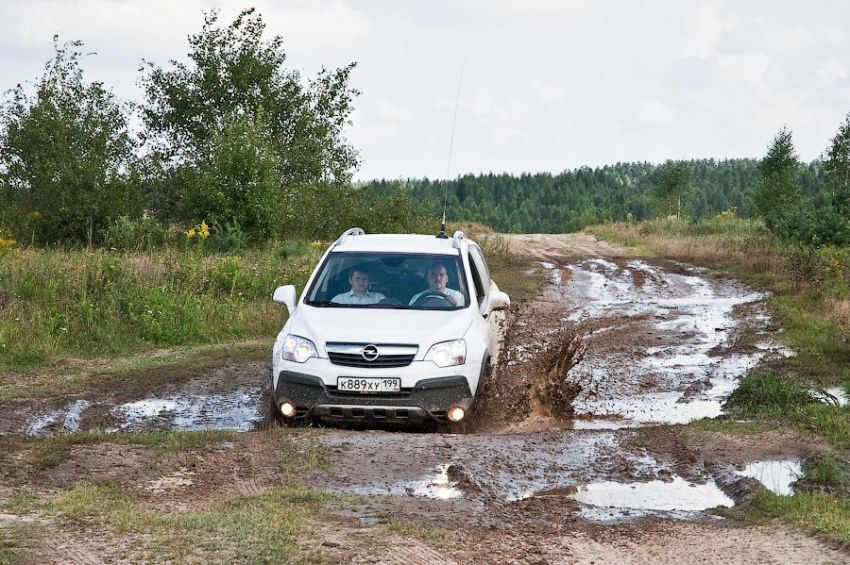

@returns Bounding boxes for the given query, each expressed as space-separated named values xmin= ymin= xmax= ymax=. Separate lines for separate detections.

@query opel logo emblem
xmin=361 ymin=344 xmax=380 ymax=361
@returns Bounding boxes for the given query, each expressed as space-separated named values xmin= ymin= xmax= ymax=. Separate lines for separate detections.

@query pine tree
xmin=753 ymin=127 xmax=801 ymax=228
xmin=825 ymin=112 xmax=850 ymax=213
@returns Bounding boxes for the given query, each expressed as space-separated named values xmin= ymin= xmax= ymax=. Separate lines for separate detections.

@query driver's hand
xmin=445 ymin=293 xmax=457 ymax=306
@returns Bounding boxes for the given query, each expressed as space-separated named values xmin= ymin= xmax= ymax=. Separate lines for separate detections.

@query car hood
xmin=291 ymin=305 xmax=474 ymax=356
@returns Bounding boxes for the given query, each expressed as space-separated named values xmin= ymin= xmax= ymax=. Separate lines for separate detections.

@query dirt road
xmin=1 ymin=233 xmax=846 ymax=563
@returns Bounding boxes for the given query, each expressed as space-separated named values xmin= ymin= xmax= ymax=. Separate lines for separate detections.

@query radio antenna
xmin=437 ymin=60 xmax=465 ymax=239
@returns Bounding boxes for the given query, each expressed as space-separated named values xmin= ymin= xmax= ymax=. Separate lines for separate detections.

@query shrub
xmin=103 ymin=216 xmax=168 ymax=251
xmin=274 ymin=240 xmax=310 ymax=261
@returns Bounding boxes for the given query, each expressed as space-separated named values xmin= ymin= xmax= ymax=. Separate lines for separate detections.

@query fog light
xmin=279 ymin=400 xmax=296 ymax=418
xmin=447 ymin=406 xmax=465 ymax=422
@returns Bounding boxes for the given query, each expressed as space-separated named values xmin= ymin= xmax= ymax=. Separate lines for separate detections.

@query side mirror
xmin=273 ymin=285 xmax=297 ymax=315
xmin=488 ymin=290 xmax=511 ymax=312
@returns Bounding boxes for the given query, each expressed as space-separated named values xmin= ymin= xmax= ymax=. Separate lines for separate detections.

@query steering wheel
xmin=412 ymin=291 xmax=450 ymax=306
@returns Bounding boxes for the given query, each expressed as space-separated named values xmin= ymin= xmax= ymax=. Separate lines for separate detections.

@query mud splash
xmin=541 ymin=259 xmax=790 ymax=427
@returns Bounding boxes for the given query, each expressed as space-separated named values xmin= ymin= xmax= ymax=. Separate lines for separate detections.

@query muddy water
xmin=544 ymin=259 xmax=790 ymax=428
xmin=313 ymin=428 xmax=739 ymax=524
xmin=737 ymin=459 xmax=802 ymax=496
xmin=6 ymin=375 xmax=265 ymax=436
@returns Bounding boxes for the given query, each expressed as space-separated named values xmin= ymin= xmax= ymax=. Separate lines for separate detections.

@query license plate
xmin=337 ymin=377 xmax=401 ymax=393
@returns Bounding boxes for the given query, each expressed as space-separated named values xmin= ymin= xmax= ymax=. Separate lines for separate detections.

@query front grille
xmin=326 ymin=343 xmax=418 ymax=369
xmin=328 ymin=352 xmax=415 ymax=368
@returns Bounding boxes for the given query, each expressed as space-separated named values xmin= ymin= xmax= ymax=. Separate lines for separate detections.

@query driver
xmin=409 ymin=262 xmax=465 ymax=307
xmin=331 ymin=267 xmax=386 ymax=305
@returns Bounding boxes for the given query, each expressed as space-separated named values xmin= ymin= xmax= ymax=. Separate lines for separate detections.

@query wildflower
xmin=199 ymin=220 xmax=211 ymax=239
xmin=310 ymin=240 xmax=322 ymax=248
xmin=30 ymin=211 xmax=43 ymax=221
xmin=0 ymin=228 xmax=16 ymax=252
xmin=186 ymin=228 xmax=197 ymax=239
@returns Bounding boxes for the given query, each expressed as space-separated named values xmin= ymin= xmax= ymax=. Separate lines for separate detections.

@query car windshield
xmin=305 ymin=252 xmax=469 ymax=310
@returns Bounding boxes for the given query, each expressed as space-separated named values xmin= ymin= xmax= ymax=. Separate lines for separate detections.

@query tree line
xmin=1 ymin=7 xmax=848 ymax=249
xmin=369 ymin=157 xmax=827 ymax=235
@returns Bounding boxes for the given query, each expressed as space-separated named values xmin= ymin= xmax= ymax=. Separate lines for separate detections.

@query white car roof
xmin=331 ymin=233 xmax=470 ymax=255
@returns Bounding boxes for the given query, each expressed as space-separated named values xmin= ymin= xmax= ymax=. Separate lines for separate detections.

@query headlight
xmin=425 ymin=339 xmax=466 ymax=367
xmin=281 ymin=335 xmax=318 ymax=363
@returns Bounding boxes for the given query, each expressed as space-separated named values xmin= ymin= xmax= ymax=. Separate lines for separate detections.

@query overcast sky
xmin=1 ymin=0 xmax=849 ymax=180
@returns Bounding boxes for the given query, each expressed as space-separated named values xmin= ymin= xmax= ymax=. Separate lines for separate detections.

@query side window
xmin=468 ymin=256 xmax=485 ymax=306
xmin=470 ymin=248 xmax=491 ymax=292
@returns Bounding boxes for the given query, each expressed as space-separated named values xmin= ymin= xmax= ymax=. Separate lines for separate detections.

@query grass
xmin=801 ymin=454 xmax=849 ymax=489
xmin=0 ymin=524 xmax=36 ymax=565
xmin=722 ymin=372 xmax=850 ymax=449
xmin=748 ymin=491 xmax=850 ymax=542
xmin=795 ymin=404 xmax=850 ymax=449
xmin=724 ymin=372 xmax=818 ymax=417
xmin=477 ymin=232 xmax=547 ymax=301
xmin=0 ymin=244 xmax=321 ymax=372
xmin=4 ymin=480 xmax=353 ymax=563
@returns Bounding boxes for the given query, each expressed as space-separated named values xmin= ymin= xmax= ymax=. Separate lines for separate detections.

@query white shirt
xmin=409 ymin=288 xmax=465 ymax=307
xmin=331 ymin=289 xmax=387 ymax=305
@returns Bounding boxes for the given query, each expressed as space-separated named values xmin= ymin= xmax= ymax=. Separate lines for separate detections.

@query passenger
xmin=409 ymin=262 xmax=465 ymax=307
xmin=331 ymin=268 xmax=386 ymax=305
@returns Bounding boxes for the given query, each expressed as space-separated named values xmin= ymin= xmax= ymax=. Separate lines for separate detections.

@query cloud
xmin=261 ymin=1 xmax=371 ymax=52
xmin=817 ymin=58 xmax=847 ymax=85
xmin=715 ymin=51 xmax=771 ymax=90
xmin=528 ymin=74 xmax=566 ymax=104
xmin=680 ymin=0 xmax=738 ymax=58
xmin=637 ymin=99 xmax=677 ymax=127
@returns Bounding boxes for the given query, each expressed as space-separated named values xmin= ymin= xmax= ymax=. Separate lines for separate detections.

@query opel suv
xmin=268 ymin=228 xmax=510 ymax=429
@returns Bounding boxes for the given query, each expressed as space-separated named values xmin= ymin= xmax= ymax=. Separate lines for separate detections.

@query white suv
xmin=269 ymin=228 xmax=510 ymax=428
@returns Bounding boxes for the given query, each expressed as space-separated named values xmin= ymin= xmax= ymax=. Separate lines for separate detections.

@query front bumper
xmin=274 ymin=370 xmax=473 ymax=422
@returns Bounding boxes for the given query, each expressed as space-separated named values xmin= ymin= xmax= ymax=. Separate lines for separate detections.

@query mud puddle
xmin=541 ymin=258 xmax=790 ymax=428
xmin=570 ymin=476 xmax=734 ymax=522
xmin=5 ymin=366 xmax=266 ymax=436
xmin=736 ymin=459 xmax=802 ymax=496
xmin=312 ymin=429 xmax=736 ymax=525
xmin=111 ymin=387 xmax=263 ymax=432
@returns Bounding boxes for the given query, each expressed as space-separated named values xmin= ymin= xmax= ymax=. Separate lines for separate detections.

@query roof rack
xmin=334 ymin=227 xmax=365 ymax=247
xmin=452 ymin=230 xmax=465 ymax=249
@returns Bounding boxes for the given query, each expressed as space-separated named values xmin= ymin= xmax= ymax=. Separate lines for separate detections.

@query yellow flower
xmin=186 ymin=228 xmax=197 ymax=239
xmin=309 ymin=240 xmax=322 ymax=248
xmin=199 ymin=220 xmax=210 ymax=239
xmin=0 ymin=228 xmax=16 ymax=252
xmin=30 ymin=211 xmax=44 ymax=221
